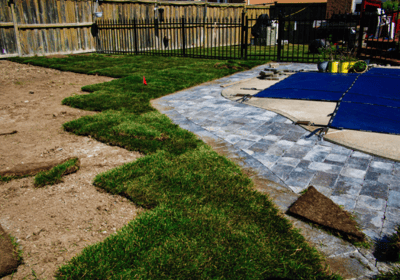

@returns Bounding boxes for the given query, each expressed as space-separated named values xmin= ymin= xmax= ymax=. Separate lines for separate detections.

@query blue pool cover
xmin=254 ymin=68 xmax=400 ymax=135
xmin=255 ymin=72 xmax=358 ymax=101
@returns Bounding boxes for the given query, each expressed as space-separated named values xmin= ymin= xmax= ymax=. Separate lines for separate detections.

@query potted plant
xmin=317 ymin=44 xmax=337 ymax=73
xmin=338 ymin=48 xmax=358 ymax=73
xmin=350 ymin=60 xmax=368 ymax=73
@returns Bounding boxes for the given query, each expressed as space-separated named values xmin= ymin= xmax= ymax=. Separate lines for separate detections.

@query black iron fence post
xmin=356 ymin=13 xmax=365 ymax=58
xmin=277 ymin=12 xmax=283 ymax=62
xmin=181 ymin=16 xmax=186 ymax=57
xmin=133 ymin=18 xmax=138 ymax=55
xmin=241 ymin=11 xmax=245 ymax=59
xmin=244 ymin=15 xmax=249 ymax=60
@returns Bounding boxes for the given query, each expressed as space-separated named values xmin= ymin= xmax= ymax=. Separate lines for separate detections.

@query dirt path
xmin=0 ymin=60 xmax=143 ymax=280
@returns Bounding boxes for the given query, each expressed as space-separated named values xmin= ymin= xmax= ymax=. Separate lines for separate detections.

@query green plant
xmin=383 ymin=1 xmax=399 ymax=11
xmin=350 ymin=60 xmax=367 ymax=73
xmin=317 ymin=42 xmax=338 ymax=62
xmin=338 ymin=48 xmax=358 ymax=62
xmin=394 ymin=1 xmax=399 ymax=11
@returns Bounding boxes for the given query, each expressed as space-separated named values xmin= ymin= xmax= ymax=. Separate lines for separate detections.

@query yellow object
xmin=329 ymin=61 xmax=339 ymax=73
xmin=348 ymin=61 xmax=356 ymax=72
xmin=339 ymin=61 xmax=350 ymax=73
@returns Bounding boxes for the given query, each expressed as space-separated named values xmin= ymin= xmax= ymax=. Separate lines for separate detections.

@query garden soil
xmin=0 ymin=60 xmax=143 ymax=279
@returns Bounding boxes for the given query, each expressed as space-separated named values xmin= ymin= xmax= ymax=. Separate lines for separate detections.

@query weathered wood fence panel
xmin=0 ymin=0 xmax=95 ymax=57
xmin=0 ymin=0 xmax=270 ymax=58
xmin=97 ymin=1 xmax=270 ymax=21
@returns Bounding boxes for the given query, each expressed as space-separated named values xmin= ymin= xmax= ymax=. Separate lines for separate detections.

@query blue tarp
xmin=253 ymin=68 xmax=400 ymax=135
xmin=255 ymin=72 xmax=358 ymax=101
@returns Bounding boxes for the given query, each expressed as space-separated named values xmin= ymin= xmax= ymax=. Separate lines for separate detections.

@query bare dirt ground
xmin=0 ymin=60 xmax=143 ymax=280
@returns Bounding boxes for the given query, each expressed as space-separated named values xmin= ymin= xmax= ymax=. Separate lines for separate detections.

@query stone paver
xmin=153 ymin=63 xmax=400 ymax=278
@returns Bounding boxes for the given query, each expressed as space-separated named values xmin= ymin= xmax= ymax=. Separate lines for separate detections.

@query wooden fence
xmin=97 ymin=1 xmax=270 ymax=21
xmin=0 ymin=0 xmax=96 ymax=57
xmin=0 ymin=0 xmax=270 ymax=58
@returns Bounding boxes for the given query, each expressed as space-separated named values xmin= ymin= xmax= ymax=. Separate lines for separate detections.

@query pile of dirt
xmin=0 ymin=224 xmax=19 ymax=278
xmin=288 ymin=186 xmax=365 ymax=242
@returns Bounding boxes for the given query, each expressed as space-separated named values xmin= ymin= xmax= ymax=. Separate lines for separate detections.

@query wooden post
xmin=11 ymin=3 xmax=22 ymax=56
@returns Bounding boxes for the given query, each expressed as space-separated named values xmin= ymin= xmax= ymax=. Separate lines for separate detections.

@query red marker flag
xmin=143 ymin=76 xmax=147 ymax=85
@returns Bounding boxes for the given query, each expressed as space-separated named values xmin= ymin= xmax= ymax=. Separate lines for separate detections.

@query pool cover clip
xmin=305 ymin=127 xmax=329 ymax=141
xmin=236 ymin=94 xmax=252 ymax=103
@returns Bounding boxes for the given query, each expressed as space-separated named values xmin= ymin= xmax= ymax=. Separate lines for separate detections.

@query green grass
xmin=0 ymin=175 xmax=28 ymax=183
xmin=34 ymin=157 xmax=80 ymax=187
xmin=11 ymin=54 xmax=342 ymax=279
xmin=63 ymin=111 xmax=201 ymax=156
xmin=9 ymin=234 xmax=23 ymax=264
xmin=119 ymin=44 xmax=322 ymax=63
xmin=57 ymin=147 xmax=338 ymax=279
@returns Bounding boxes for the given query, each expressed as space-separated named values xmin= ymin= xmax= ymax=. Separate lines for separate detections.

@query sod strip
xmin=11 ymin=55 xmax=340 ymax=279
xmin=57 ymin=147 xmax=338 ymax=279
xmin=63 ymin=111 xmax=201 ymax=156
xmin=34 ymin=157 xmax=80 ymax=187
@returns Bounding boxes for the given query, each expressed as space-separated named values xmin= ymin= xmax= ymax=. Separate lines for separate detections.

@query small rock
xmin=57 ymin=148 xmax=63 ymax=151
xmin=29 ymin=91 xmax=34 ymax=94
xmin=24 ymin=100 xmax=29 ymax=103
xmin=57 ymin=257 xmax=64 ymax=262
xmin=102 ymin=231 xmax=107 ymax=234
xmin=259 ymin=71 xmax=273 ymax=77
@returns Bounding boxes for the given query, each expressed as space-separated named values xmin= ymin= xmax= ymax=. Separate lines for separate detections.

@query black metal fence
xmin=95 ymin=10 xmax=400 ymax=65
xmin=96 ymin=17 xmax=245 ymax=60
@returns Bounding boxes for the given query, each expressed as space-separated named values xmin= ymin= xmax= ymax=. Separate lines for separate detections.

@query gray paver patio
xmin=153 ymin=63 xmax=400 ymax=278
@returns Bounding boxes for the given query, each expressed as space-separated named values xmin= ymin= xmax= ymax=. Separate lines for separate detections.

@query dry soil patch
xmin=0 ymin=60 xmax=143 ymax=280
